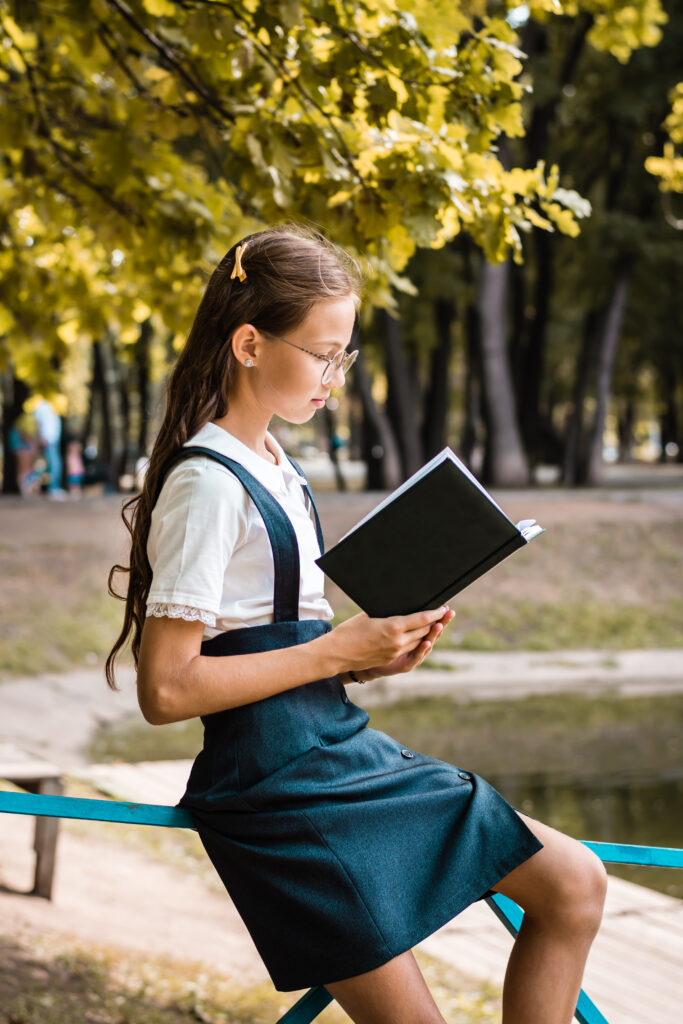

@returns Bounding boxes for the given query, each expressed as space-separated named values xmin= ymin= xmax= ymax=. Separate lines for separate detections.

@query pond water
xmin=487 ymin=770 xmax=683 ymax=899
xmin=365 ymin=691 xmax=683 ymax=901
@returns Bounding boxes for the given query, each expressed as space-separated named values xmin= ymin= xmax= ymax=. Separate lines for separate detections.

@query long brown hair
xmin=106 ymin=225 xmax=361 ymax=689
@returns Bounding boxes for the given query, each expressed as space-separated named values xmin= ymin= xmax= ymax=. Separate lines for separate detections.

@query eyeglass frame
xmin=265 ymin=333 xmax=359 ymax=386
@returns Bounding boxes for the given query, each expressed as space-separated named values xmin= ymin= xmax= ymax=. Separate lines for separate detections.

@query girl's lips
xmin=311 ymin=398 xmax=327 ymax=407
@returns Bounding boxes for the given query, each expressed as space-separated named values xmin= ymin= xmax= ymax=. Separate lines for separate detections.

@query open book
xmin=316 ymin=447 xmax=544 ymax=617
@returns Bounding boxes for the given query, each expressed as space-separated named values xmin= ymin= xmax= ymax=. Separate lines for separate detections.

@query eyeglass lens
xmin=322 ymin=349 xmax=358 ymax=386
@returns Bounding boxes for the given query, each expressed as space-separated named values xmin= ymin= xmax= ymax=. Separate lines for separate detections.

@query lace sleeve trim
xmin=146 ymin=602 xmax=217 ymax=628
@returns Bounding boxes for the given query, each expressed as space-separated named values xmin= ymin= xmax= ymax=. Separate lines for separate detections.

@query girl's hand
xmin=353 ymin=608 xmax=456 ymax=683
xmin=329 ymin=606 xmax=455 ymax=681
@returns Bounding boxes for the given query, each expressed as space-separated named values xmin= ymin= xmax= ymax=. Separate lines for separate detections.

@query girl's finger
xmin=403 ymin=609 xmax=453 ymax=641
xmin=399 ymin=606 xmax=450 ymax=631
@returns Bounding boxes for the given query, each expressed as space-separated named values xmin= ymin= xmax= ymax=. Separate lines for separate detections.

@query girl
xmin=107 ymin=226 xmax=606 ymax=1024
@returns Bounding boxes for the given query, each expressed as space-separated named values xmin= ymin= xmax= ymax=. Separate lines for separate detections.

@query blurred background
xmin=1 ymin=1 xmax=682 ymax=1022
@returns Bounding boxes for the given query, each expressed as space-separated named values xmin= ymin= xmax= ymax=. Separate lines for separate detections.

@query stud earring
xmin=245 ymin=359 xmax=254 ymax=367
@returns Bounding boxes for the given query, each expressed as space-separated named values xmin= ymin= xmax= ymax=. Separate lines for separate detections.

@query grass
xmin=0 ymin=933 xmax=500 ymax=1024
xmin=89 ymin=692 xmax=683 ymax=782
xmin=2 ymin=502 xmax=683 ymax=682
xmin=332 ymin=596 xmax=683 ymax=652
xmin=445 ymin=598 xmax=683 ymax=651
xmin=0 ymin=536 xmax=128 ymax=681
xmin=0 ymin=592 xmax=128 ymax=680
xmin=88 ymin=717 xmax=204 ymax=765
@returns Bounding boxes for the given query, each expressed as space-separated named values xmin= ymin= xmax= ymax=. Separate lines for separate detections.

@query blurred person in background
xmin=66 ymin=438 xmax=85 ymax=498
xmin=34 ymin=398 xmax=67 ymax=500
xmin=9 ymin=411 xmax=40 ymax=496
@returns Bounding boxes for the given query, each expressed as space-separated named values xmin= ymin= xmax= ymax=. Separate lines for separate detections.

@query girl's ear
xmin=231 ymin=323 xmax=260 ymax=368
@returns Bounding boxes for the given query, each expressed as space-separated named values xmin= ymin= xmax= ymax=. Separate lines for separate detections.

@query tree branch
xmin=104 ymin=0 xmax=235 ymax=125
xmin=9 ymin=36 xmax=141 ymax=223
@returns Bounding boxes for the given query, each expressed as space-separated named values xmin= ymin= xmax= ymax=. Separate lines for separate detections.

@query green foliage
xmin=0 ymin=0 xmax=666 ymax=403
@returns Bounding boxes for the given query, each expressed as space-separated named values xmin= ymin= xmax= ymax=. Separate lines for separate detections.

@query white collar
xmin=185 ymin=422 xmax=307 ymax=492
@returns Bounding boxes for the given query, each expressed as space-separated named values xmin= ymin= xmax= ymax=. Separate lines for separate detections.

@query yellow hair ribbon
xmin=230 ymin=242 xmax=248 ymax=283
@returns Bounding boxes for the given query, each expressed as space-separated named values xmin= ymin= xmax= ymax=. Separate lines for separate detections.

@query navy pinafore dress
xmin=165 ymin=446 xmax=542 ymax=992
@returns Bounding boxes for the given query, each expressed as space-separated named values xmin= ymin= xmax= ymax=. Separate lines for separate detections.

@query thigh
xmin=492 ymin=811 xmax=607 ymax=917
xmin=325 ymin=950 xmax=446 ymax=1024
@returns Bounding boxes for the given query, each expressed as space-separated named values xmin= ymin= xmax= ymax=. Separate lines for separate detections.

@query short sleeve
xmin=146 ymin=458 xmax=246 ymax=617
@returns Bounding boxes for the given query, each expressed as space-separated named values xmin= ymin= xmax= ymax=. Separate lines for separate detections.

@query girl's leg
xmin=492 ymin=811 xmax=608 ymax=1024
xmin=325 ymin=950 xmax=446 ymax=1024
xmin=326 ymin=812 xmax=606 ymax=1024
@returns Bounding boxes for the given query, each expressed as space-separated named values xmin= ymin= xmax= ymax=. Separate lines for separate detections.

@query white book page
xmin=338 ymin=447 xmax=530 ymax=542
xmin=518 ymin=521 xmax=545 ymax=541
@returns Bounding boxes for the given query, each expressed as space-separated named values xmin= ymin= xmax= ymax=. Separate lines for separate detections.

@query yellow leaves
xmin=505 ymin=168 xmax=540 ymax=197
xmin=328 ymin=188 xmax=357 ymax=207
xmin=142 ymin=0 xmax=176 ymax=16
xmin=0 ymin=304 xmax=16 ymax=336
xmin=646 ymin=83 xmax=683 ymax=194
xmin=310 ymin=32 xmax=335 ymax=63
xmin=120 ymin=325 xmax=140 ymax=345
xmin=544 ymin=203 xmax=580 ymax=236
xmin=385 ymin=223 xmax=417 ymax=267
xmin=387 ymin=72 xmax=409 ymax=106
xmin=14 ymin=205 xmax=45 ymax=241
xmin=587 ymin=0 xmax=667 ymax=63
xmin=56 ymin=319 xmax=81 ymax=345
xmin=132 ymin=300 xmax=152 ymax=323
xmin=386 ymin=109 xmax=424 ymax=144
xmin=664 ymin=83 xmax=683 ymax=145
xmin=143 ymin=66 xmax=182 ymax=104
xmin=646 ymin=145 xmax=683 ymax=194
xmin=433 ymin=204 xmax=462 ymax=245
xmin=410 ymin=0 xmax=472 ymax=46
xmin=494 ymin=101 xmax=524 ymax=138
xmin=0 ymin=14 xmax=38 ymax=52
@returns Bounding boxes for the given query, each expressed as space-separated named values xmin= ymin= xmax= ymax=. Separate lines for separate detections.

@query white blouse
xmin=146 ymin=422 xmax=334 ymax=638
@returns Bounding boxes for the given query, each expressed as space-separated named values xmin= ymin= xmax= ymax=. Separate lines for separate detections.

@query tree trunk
xmin=618 ymin=397 xmax=635 ymax=463
xmin=136 ymin=320 xmax=152 ymax=460
xmin=117 ymin=356 xmax=131 ymax=485
xmin=562 ymin=310 xmax=599 ymax=485
xmin=1 ymin=371 xmax=29 ymax=495
xmin=583 ymin=267 xmax=632 ymax=484
xmin=382 ymin=309 xmax=423 ymax=478
xmin=421 ymin=299 xmax=455 ymax=459
xmin=353 ymin=347 xmax=402 ymax=491
xmin=91 ymin=339 xmax=117 ymax=490
xmin=460 ymin=240 xmax=482 ymax=466
xmin=520 ymin=229 xmax=553 ymax=466
xmin=322 ymin=403 xmax=346 ymax=491
xmin=478 ymin=259 xmax=530 ymax=485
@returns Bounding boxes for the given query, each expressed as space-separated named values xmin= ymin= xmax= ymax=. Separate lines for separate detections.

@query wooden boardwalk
xmin=74 ymin=760 xmax=683 ymax=1024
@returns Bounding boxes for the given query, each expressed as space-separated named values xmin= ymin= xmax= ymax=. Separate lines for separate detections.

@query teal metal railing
xmin=1 ymin=789 xmax=681 ymax=1024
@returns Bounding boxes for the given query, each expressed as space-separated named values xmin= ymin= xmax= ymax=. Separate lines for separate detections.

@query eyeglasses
xmin=270 ymin=335 xmax=358 ymax=387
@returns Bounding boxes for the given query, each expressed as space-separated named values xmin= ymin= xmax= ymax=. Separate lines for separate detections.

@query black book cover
xmin=316 ymin=453 xmax=539 ymax=618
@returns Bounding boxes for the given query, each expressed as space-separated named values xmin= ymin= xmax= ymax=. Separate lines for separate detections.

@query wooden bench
xmin=0 ymin=743 xmax=64 ymax=899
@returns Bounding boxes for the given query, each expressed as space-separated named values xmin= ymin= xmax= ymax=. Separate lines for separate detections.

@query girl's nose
xmin=328 ymin=363 xmax=346 ymax=389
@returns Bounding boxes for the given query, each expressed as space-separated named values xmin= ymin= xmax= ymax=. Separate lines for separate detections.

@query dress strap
xmin=285 ymin=454 xmax=325 ymax=555
xmin=159 ymin=446 xmax=301 ymax=623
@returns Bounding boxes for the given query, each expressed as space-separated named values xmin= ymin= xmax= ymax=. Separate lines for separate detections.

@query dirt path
xmin=0 ymin=808 xmax=268 ymax=985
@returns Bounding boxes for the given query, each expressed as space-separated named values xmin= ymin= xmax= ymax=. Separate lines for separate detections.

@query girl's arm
xmin=136 ymin=605 xmax=451 ymax=725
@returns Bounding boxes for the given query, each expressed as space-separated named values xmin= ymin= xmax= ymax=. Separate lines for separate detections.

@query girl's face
xmin=251 ymin=295 xmax=357 ymax=424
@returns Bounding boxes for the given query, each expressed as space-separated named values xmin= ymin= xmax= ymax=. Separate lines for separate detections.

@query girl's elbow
xmin=137 ymin=677 xmax=179 ymax=726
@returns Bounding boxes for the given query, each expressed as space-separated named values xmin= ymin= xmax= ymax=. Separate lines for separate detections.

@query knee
xmin=551 ymin=846 xmax=608 ymax=936
xmin=523 ymin=844 xmax=607 ymax=938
